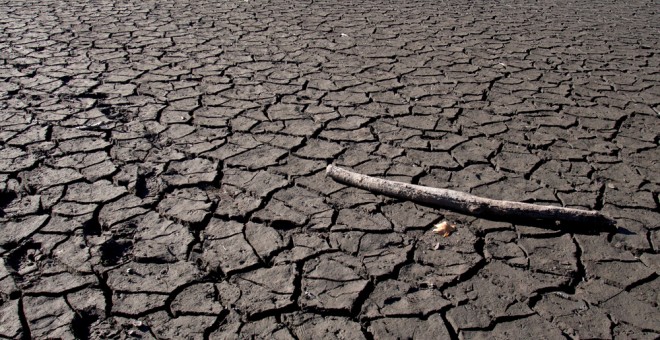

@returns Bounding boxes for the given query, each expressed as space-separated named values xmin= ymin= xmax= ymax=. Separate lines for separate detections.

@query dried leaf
xmin=432 ymin=221 xmax=456 ymax=237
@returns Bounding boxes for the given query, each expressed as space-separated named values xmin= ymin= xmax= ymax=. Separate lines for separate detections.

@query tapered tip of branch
xmin=326 ymin=164 xmax=335 ymax=174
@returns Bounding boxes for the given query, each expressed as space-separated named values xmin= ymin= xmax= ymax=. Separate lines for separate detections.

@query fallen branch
xmin=326 ymin=165 xmax=615 ymax=227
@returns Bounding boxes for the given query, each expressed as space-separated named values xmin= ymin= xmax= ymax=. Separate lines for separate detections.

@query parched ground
xmin=0 ymin=0 xmax=659 ymax=338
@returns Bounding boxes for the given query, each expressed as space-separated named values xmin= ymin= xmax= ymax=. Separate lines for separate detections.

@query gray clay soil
xmin=0 ymin=0 xmax=659 ymax=339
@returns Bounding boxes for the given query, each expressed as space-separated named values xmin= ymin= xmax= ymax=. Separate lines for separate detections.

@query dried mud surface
xmin=0 ymin=0 xmax=659 ymax=339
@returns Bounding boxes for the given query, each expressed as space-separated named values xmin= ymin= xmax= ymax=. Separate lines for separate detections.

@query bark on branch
xmin=326 ymin=165 xmax=615 ymax=227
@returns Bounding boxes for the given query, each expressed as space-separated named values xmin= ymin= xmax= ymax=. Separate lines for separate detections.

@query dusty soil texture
xmin=1 ymin=0 xmax=659 ymax=338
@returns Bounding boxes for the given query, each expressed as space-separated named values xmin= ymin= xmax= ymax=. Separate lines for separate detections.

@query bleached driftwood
xmin=326 ymin=165 xmax=615 ymax=226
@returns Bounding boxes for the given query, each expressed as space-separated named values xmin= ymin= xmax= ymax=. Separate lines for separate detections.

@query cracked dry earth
xmin=0 ymin=0 xmax=659 ymax=339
